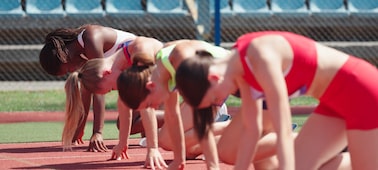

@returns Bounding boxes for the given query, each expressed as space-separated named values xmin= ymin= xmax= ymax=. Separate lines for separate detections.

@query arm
xmin=164 ymin=91 xmax=186 ymax=169
xmin=111 ymin=98 xmax=132 ymax=160
xmin=234 ymin=79 xmax=263 ymax=170
xmin=247 ymin=41 xmax=295 ymax=169
xmin=92 ymin=95 xmax=105 ymax=135
xmin=139 ymin=108 xmax=168 ymax=169
xmin=200 ymin=129 xmax=220 ymax=170
xmin=81 ymin=27 xmax=110 ymax=152
xmin=88 ymin=94 xmax=108 ymax=152
xmin=82 ymin=26 xmax=110 ymax=60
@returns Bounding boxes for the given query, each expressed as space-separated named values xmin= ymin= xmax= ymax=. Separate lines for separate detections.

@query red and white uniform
xmin=235 ymin=31 xmax=378 ymax=130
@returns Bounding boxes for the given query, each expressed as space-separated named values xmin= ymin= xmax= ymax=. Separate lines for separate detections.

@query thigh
xmin=295 ymin=113 xmax=347 ymax=169
xmin=347 ymin=129 xmax=378 ymax=170
xmin=217 ymin=111 xmax=243 ymax=164
xmin=217 ymin=109 xmax=276 ymax=164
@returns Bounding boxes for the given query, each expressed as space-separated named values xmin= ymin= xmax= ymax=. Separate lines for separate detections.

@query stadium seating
xmin=271 ymin=0 xmax=309 ymax=17
xmin=0 ymin=0 xmax=25 ymax=17
xmin=233 ymin=0 xmax=272 ymax=17
xmin=348 ymin=0 xmax=378 ymax=17
xmin=309 ymin=0 xmax=348 ymax=17
xmin=26 ymin=0 xmax=65 ymax=17
xmin=147 ymin=0 xmax=187 ymax=15
xmin=65 ymin=0 xmax=104 ymax=17
xmin=209 ymin=0 xmax=232 ymax=14
xmin=105 ymin=0 xmax=145 ymax=16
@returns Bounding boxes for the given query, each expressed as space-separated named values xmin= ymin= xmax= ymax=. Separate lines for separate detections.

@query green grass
xmin=0 ymin=90 xmax=119 ymax=112
xmin=226 ymin=95 xmax=318 ymax=107
xmin=0 ymin=117 xmax=308 ymax=144
xmin=0 ymin=90 xmax=316 ymax=143
xmin=292 ymin=115 xmax=309 ymax=132
xmin=0 ymin=120 xmax=141 ymax=144
xmin=0 ymin=90 xmax=318 ymax=112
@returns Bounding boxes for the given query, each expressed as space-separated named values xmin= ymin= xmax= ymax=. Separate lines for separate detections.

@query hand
xmin=62 ymin=146 xmax=73 ymax=152
xmin=144 ymin=148 xmax=168 ymax=170
xmin=87 ymin=133 xmax=108 ymax=152
xmin=167 ymin=159 xmax=185 ymax=170
xmin=72 ymin=129 xmax=84 ymax=145
xmin=72 ymin=138 xmax=84 ymax=145
xmin=109 ymin=144 xmax=129 ymax=160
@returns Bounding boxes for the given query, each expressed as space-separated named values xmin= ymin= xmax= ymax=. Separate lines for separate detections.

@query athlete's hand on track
xmin=109 ymin=144 xmax=129 ymax=160
xmin=87 ymin=133 xmax=108 ymax=152
xmin=167 ymin=159 xmax=185 ymax=170
xmin=72 ymin=138 xmax=84 ymax=145
xmin=144 ymin=148 xmax=168 ymax=170
xmin=72 ymin=130 xmax=84 ymax=145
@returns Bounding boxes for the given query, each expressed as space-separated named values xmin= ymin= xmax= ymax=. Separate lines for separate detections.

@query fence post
xmin=214 ymin=0 xmax=221 ymax=46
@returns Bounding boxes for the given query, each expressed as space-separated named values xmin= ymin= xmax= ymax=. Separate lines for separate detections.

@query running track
xmin=0 ymin=106 xmax=314 ymax=169
xmin=0 ymin=139 xmax=236 ymax=169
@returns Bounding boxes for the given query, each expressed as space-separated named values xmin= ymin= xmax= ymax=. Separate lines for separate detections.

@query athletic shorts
xmin=314 ymin=56 xmax=378 ymax=130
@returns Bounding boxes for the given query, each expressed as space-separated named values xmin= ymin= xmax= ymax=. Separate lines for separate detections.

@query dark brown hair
xmin=117 ymin=65 xmax=154 ymax=109
xmin=175 ymin=50 xmax=215 ymax=140
xmin=39 ymin=27 xmax=85 ymax=76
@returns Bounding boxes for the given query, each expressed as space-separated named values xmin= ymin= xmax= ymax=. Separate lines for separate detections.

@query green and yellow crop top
xmin=156 ymin=42 xmax=230 ymax=92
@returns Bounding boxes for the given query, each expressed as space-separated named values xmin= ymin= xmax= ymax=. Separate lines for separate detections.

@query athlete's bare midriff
xmin=306 ymin=43 xmax=349 ymax=99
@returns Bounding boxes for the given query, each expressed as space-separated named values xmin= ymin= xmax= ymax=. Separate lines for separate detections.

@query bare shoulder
xmin=83 ymin=25 xmax=116 ymax=41
xmin=174 ymin=40 xmax=205 ymax=52
xmin=247 ymin=35 xmax=291 ymax=60
xmin=250 ymin=34 xmax=288 ymax=48
xmin=132 ymin=36 xmax=163 ymax=51
xmin=135 ymin=36 xmax=161 ymax=44
xmin=164 ymin=39 xmax=190 ymax=47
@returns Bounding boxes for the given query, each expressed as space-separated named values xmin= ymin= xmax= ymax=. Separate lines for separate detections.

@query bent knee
xmin=158 ymin=129 xmax=172 ymax=151
xmin=158 ymin=139 xmax=172 ymax=151
xmin=217 ymin=146 xmax=236 ymax=164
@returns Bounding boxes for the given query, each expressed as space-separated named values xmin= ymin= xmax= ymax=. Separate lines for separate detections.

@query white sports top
xmin=77 ymin=29 xmax=137 ymax=57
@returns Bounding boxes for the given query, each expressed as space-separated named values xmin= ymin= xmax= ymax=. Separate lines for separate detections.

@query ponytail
xmin=193 ymin=106 xmax=215 ymax=140
xmin=175 ymin=51 xmax=215 ymax=141
xmin=62 ymin=72 xmax=84 ymax=151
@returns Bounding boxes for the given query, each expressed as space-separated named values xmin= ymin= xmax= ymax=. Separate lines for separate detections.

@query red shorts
xmin=314 ymin=56 xmax=378 ymax=130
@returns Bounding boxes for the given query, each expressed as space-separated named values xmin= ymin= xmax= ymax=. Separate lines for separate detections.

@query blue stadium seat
xmin=348 ymin=0 xmax=378 ymax=17
xmin=65 ymin=0 xmax=104 ymax=17
xmin=271 ymin=0 xmax=309 ymax=17
xmin=233 ymin=0 xmax=272 ymax=17
xmin=147 ymin=0 xmax=187 ymax=15
xmin=0 ymin=0 xmax=25 ymax=17
xmin=309 ymin=0 xmax=348 ymax=17
xmin=106 ymin=0 xmax=144 ymax=16
xmin=26 ymin=0 xmax=65 ymax=17
xmin=209 ymin=0 xmax=232 ymax=14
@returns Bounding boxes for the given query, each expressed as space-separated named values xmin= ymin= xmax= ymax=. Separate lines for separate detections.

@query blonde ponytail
xmin=62 ymin=72 xmax=84 ymax=151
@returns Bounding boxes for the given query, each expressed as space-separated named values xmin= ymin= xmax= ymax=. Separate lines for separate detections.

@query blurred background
xmin=0 ymin=0 xmax=377 ymax=85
